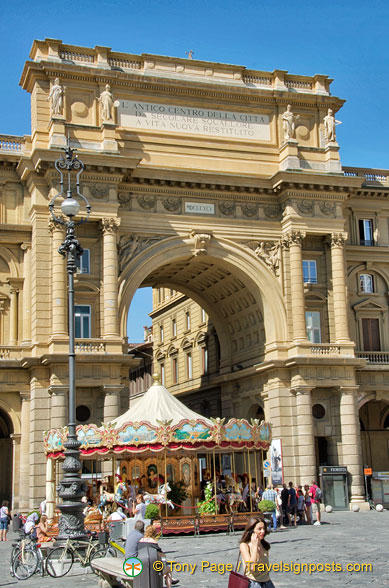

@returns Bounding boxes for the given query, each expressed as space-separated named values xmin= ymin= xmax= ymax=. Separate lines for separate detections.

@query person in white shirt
xmin=134 ymin=494 xmax=146 ymax=520
xmin=109 ymin=506 xmax=127 ymax=521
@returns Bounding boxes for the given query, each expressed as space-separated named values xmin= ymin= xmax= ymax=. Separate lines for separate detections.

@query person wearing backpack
xmin=309 ymin=481 xmax=322 ymax=525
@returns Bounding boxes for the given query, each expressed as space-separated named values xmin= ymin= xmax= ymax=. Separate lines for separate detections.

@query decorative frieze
xmin=219 ymin=201 xmax=235 ymax=216
xmin=319 ymin=201 xmax=336 ymax=216
xmin=118 ymin=234 xmax=164 ymax=271
xmin=162 ymin=197 xmax=181 ymax=213
xmin=137 ymin=194 xmax=156 ymax=210
xmin=297 ymin=199 xmax=314 ymax=216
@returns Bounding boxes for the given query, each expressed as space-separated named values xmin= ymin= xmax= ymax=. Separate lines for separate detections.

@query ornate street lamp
xmin=49 ymin=138 xmax=91 ymax=538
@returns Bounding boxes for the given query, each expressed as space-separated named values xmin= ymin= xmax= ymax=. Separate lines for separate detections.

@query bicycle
xmin=45 ymin=533 xmax=100 ymax=578
xmin=10 ymin=533 xmax=45 ymax=580
xmin=89 ymin=532 xmax=125 ymax=569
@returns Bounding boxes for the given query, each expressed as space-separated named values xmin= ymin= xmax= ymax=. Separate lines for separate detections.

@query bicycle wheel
xmin=89 ymin=545 xmax=110 ymax=574
xmin=12 ymin=547 xmax=39 ymax=580
xmin=45 ymin=546 xmax=74 ymax=577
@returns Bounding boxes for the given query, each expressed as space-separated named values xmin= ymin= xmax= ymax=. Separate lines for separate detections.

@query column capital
xmin=48 ymin=385 xmax=68 ymax=396
xmin=10 ymin=433 xmax=21 ymax=444
xmin=19 ymin=390 xmax=31 ymax=402
xmin=282 ymin=229 xmax=306 ymax=248
xmin=292 ymin=386 xmax=314 ymax=396
xmin=7 ymin=277 xmax=23 ymax=292
xmin=100 ymin=217 xmax=120 ymax=235
xmin=327 ymin=232 xmax=348 ymax=248
xmin=20 ymin=242 xmax=32 ymax=252
xmin=48 ymin=216 xmax=66 ymax=234
xmin=339 ymin=385 xmax=359 ymax=395
xmin=102 ymin=385 xmax=123 ymax=395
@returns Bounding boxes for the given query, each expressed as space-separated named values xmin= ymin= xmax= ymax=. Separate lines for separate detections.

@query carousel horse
xmin=143 ymin=482 xmax=174 ymax=509
xmin=98 ymin=480 xmax=128 ymax=514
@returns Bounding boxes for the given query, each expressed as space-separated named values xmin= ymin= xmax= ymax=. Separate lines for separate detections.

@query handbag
xmin=228 ymin=553 xmax=250 ymax=588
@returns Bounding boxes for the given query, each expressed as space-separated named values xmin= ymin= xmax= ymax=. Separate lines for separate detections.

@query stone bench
xmin=91 ymin=556 xmax=133 ymax=588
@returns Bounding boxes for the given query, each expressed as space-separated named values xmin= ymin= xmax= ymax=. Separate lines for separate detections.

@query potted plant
xmin=257 ymin=499 xmax=276 ymax=525
xmin=167 ymin=481 xmax=189 ymax=514
xmin=145 ymin=503 xmax=160 ymax=521
xmin=197 ymin=481 xmax=217 ymax=515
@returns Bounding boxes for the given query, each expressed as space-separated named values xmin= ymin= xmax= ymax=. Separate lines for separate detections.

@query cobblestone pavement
xmin=0 ymin=511 xmax=388 ymax=587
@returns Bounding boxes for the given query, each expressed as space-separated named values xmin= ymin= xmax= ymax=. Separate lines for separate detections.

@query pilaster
xmin=19 ymin=391 xmax=31 ymax=511
xmin=294 ymin=387 xmax=316 ymax=484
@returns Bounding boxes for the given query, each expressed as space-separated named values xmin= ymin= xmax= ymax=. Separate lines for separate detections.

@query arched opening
xmin=360 ymin=400 xmax=389 ymax=504
xmin=0 ymin=408 xmax=13 ymax=505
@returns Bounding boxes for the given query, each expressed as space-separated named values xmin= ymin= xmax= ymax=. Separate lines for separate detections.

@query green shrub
xmin=167 ymin=481 xmax=189 ymax=506
xmin=258 ymin=500 xmax=276 ymax=512
xmin=145 ymin=503 xmax=160 ymax=520
xmin=197 ymin=481 xmax=217 ymax=515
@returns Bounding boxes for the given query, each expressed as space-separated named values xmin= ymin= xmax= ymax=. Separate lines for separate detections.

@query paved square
xmin=1 ymin=511 xmax=387 ymax=587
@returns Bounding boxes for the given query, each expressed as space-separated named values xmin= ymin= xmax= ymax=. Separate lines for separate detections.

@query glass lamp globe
xmin=61 ymin=197 xmax=80 ymax=218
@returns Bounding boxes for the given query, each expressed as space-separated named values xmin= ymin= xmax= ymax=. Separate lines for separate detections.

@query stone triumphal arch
xmin=2 ymin=38 xmax=389 ymax=509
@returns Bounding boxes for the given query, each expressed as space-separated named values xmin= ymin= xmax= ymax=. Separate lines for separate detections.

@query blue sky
xmin=1 ymin=0 xmax=388 ymax=341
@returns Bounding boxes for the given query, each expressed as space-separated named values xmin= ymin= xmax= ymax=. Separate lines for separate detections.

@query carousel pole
xmin=248 ymin=448 xmax=253 ymax=512
xmin=212 ymin=449 xmax=217 ymax=513
xmin=164 ymin=450 xmax=168 ymax=518
xmin=254 ymin=451 xmax=258 ymax=495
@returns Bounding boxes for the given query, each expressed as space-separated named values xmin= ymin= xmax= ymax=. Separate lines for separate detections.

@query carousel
xmin=43 ymin=376 xmax=272 ymax=534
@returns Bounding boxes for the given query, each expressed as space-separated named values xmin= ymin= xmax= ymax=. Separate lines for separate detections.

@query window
xmin=186 ymin=352 xmax=193 ymax=379
xmin=185 ymin=311 xmax=191 ymax=331
xmin=359 ymin=219 xmax=374 ymax=246
xmin=172 ymin=318 xmax=177 ymax=338
xmin=362 ymin=318 xmax=380 ymax=351
xmin=312 ymin=404 xmax=326 ymax=420
xmin=201 ymin=308 xmax=207 ymax=323
xmin=159 ymin=324 xmax=164 ymax=343
xmin=172 ymin=357 xmax=178 ymax=384
xmin=305 ymin=311 xmax=321 ymax=343
xmin=160 ymin=363 xmax=165 ymax=386
xmin=76 ymin=405 xmax=91 ymax=423
xmin=76 ymin=249 xmax=90 ymax=274
xmin=201 ymin=347 xmax=208 ymax=374
xmin=359 ymin=274 xmax=374 ymax=293
xmin=75 ymin=305 xmax=91 ymax=338
xmin=302 ymin=260 xmax=317 ymax=284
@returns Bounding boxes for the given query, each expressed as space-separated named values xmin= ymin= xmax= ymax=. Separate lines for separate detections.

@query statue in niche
xmin=324 ymin=108 xmax=342 ymax=142
xmin=254 ymin=241 xmax=280 ymax=275
xmin=282 ymin=104 xmax=299 ymax=141
xmin=99 ymin=84 xmax=114 ymax=122
xmin=48 ymin=78 xmax=64 ymax=115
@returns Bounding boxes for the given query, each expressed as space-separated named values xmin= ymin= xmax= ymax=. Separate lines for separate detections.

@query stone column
xmin=294 ymin=387 xmax=316 ymax=484
xmin=49 ymin=386 xmax=68 ymax=429
xmin=49 ymin=219 xmax=67 ymax=337
xmin=330 ymin=233 xmax=350 ymax=343
xmin=339 ymin=386 xmax=365 ymax=504
xmin=103 ymin=386 xmax=122 ymax=423
xmin=10 ymin=433 xmax=21 ymax=511
xmin=101 ymin=218 xmax=120 ymax=339
xmin=102 ymin=385 xmax=122 ymax=477
xmin=21 ymin=243 xmax=32 ymax=345
xmin=283 ymin=230 xmax=307 ymax=341
xmin=8 ymin=281 xmax=19 ymax=345
xmin=19 ymin=391 xmax=31 ymax=511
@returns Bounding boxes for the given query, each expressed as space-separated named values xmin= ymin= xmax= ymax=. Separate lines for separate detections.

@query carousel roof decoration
xmin=44 ymin=375 xmax=272 ymax=459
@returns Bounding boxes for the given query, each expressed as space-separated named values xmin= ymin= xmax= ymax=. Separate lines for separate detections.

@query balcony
xmin=355 ymin=351 xmax=389 ymax=364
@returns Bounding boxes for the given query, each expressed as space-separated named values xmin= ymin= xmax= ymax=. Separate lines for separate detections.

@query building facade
xmin=0 ymin=38 xmax=388 ymax=509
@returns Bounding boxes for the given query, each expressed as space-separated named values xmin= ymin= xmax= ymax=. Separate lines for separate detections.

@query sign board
xmin=117 ymin=100 xmax=271 ymax=141
xmin=184 ymin=202 xmax=215 ymax=215
xmin=364 ymin=468 xmax=373 ymax=476
xmin=263 ymin=460 xmax=270 ymax=469
xmin=320 ymin=466 xmax=347 ymax=475
xmin=374 ymin=471 xmax=389 ymax=479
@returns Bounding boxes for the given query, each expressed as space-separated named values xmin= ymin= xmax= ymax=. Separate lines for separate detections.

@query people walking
xmin=239 ymin=516 xmax=276 ymax=588
xmin=0 ymin=500 xmax=10 ymax=541
xmin=304 ymin=484 xmax=312 ymax=525
xmin=288 ymin=482 xmax=297 ymax=526
xmin=309 ymin=480 xmax=322 ymax=525
xmin=280 ymin=483 xmax=289 ymax=526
